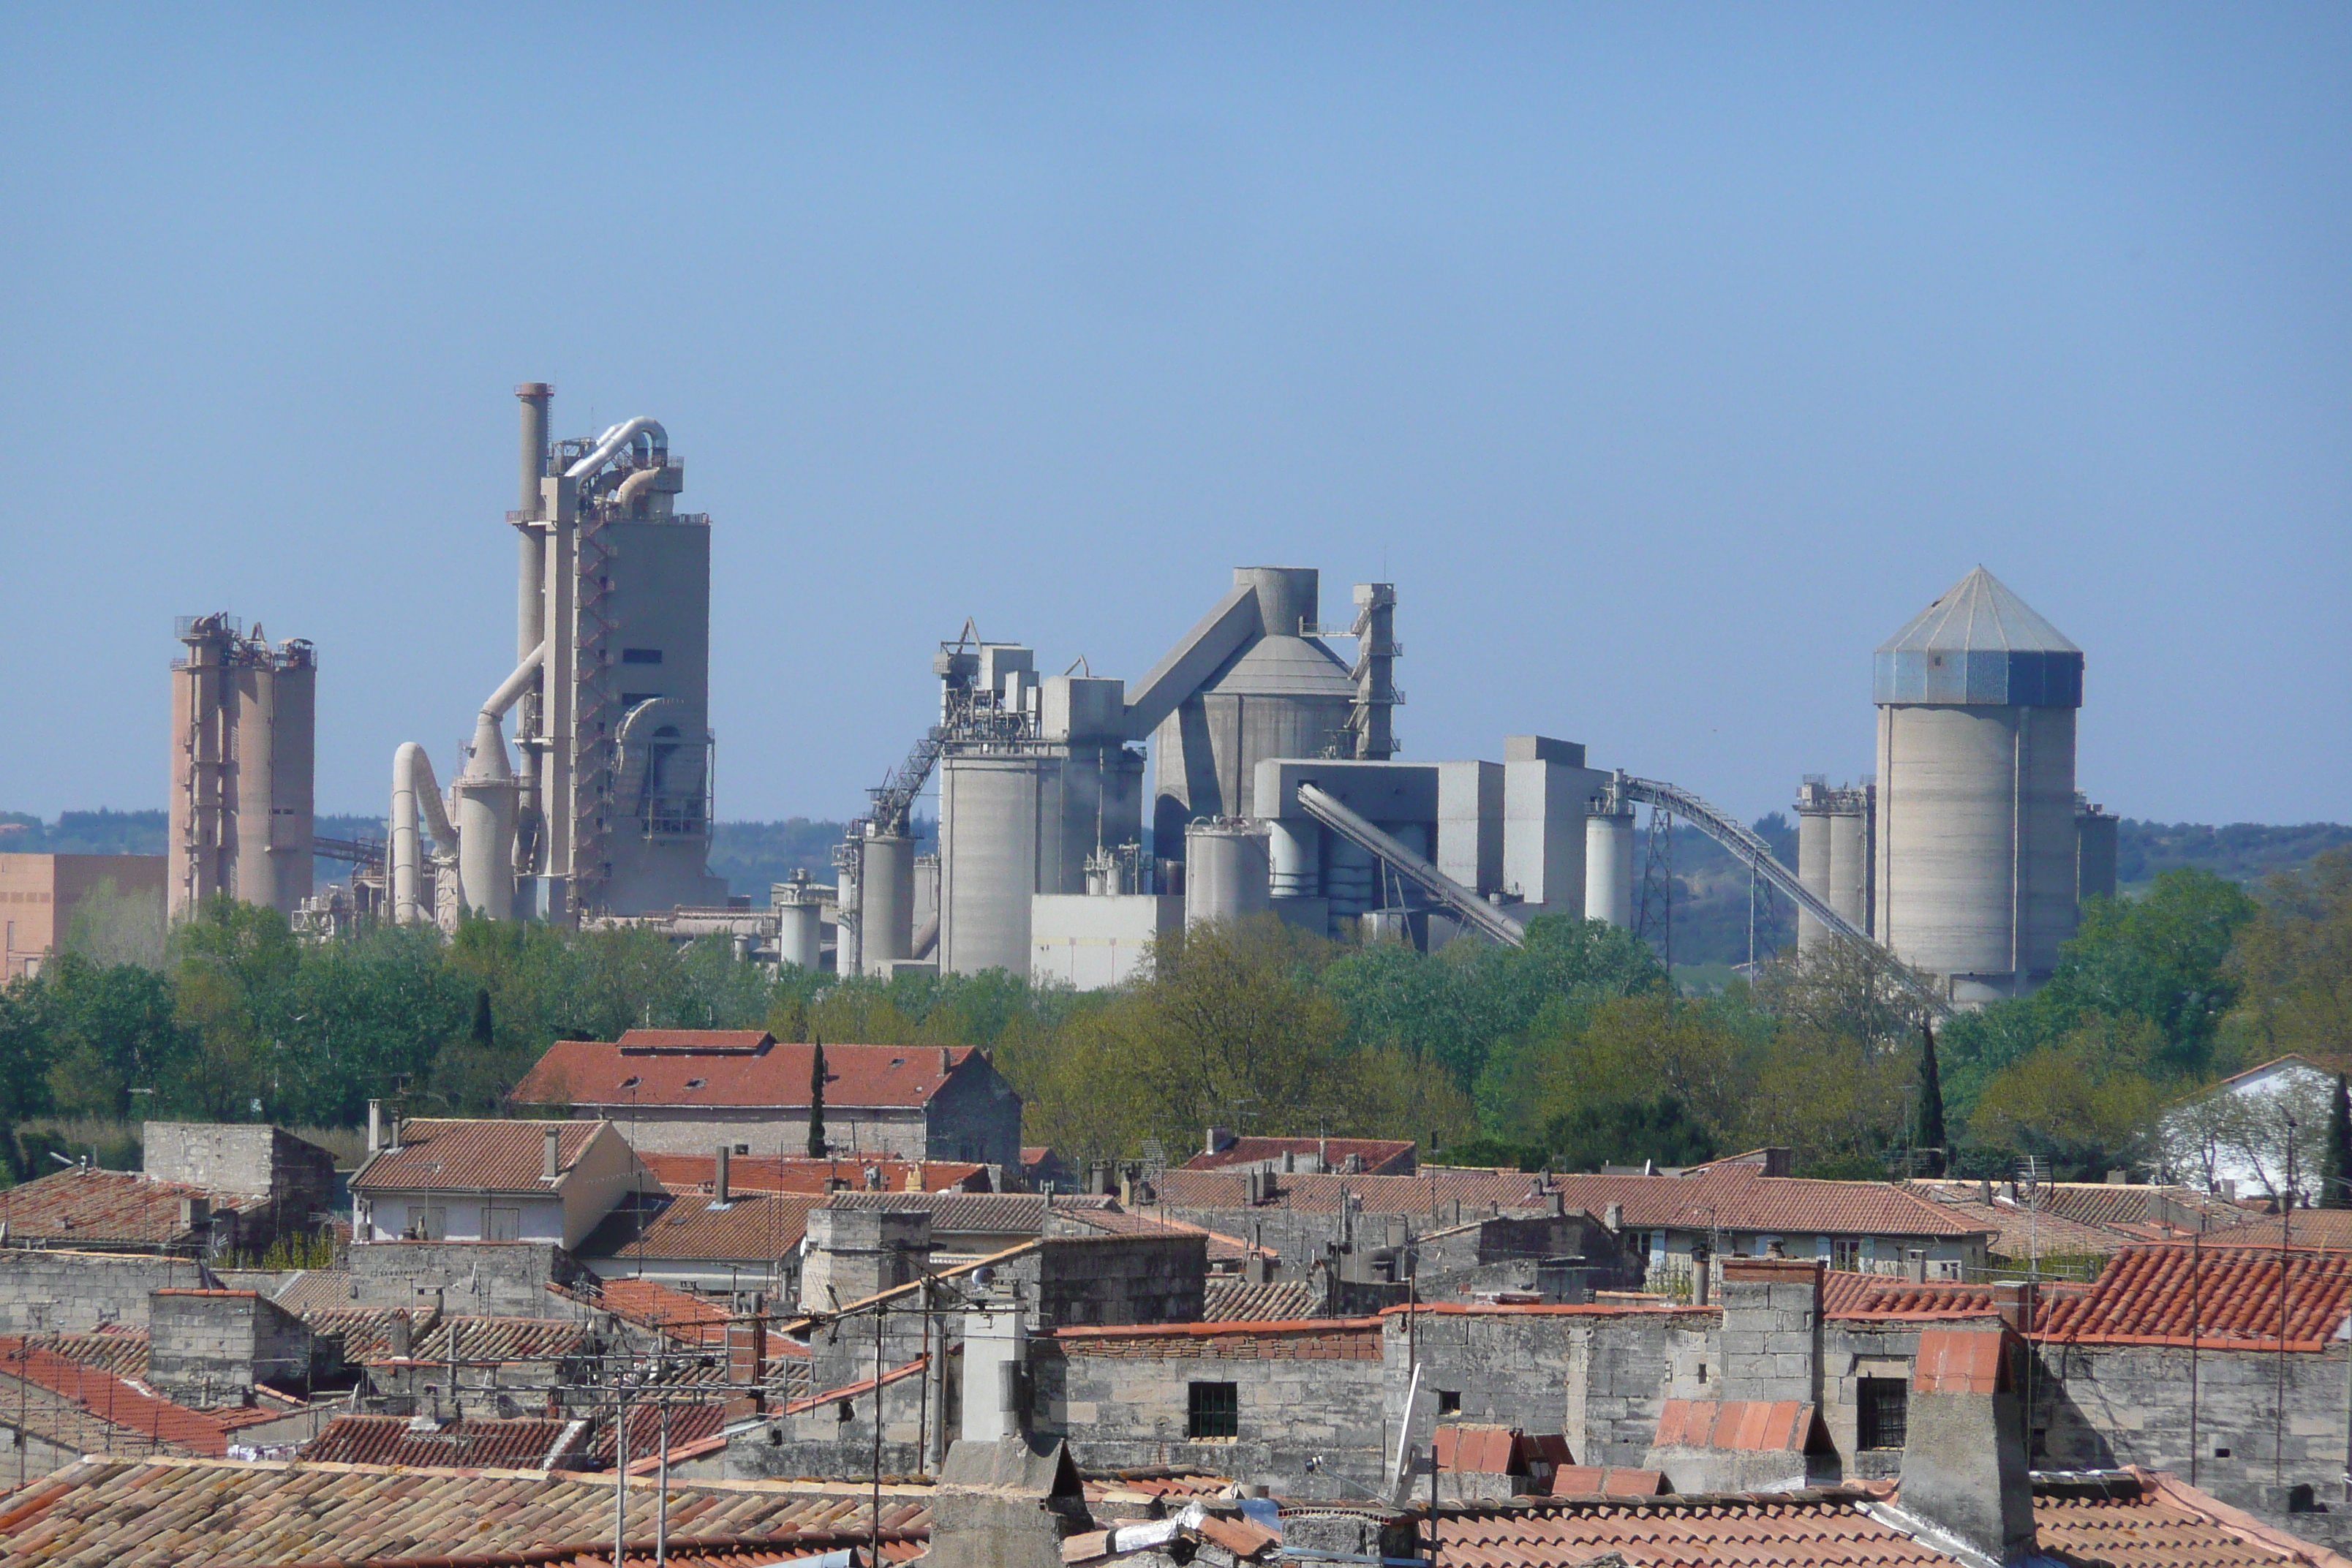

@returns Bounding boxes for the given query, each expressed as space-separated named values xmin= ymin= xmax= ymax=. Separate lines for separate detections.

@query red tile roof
xmin=1550 ymin=1467 xmax=1670 ymax=1497
xmin=2033 ymin=1244 xmax=2352 ymax=1350
xmin=0 ymin=1166 xmax=251 ymax=1247
xmin=301 ymin=1305 xmax=434 ymax=1361
xmin=1048 ymin=1205 xmax=1265 ymax=1262
xmin=596 ymin=1191 xmax=823 ymax=1263
xmin=1912 ymin=1327 xmax=2006 ymax=1392
xmin=826 ymin=1191 xmax=1115 ymax=1236
xmin=1184 ymin=1137 xmax=1417 ymax=1175
xmin=2024 ymin=1183 xmax=2253 ymax=1233
xmin=301 ymin=1412 xmax=581 ymax=1470
xmin=2204 ymin=1210 xmax=2352 ymax=1251
xmin=1200 ymin=1278 xmax=1322 ymax=1322
xmin=514 ymin=1036 xmax=981 ymax=1110
xmin=351 ymin=1117 xmax=612 ymax=1194
xmin=1421 ymin=1488 xmax=1957 ymax=1568
xmin=581 ymin=1400 xmax=731 ymax=1467
xmin=1820 ymin=1274 xmax=2002 ymax=1319
xmin=0 ymin=1338 xmax=239 ymax=1455
xmin=1651 ymin=1400 xmax=1817 ymax=1452
xmin=0 ymin=1454 xmax=935 ymax=1567
xmin=1901 ymin=1183 xmax=2130 ymax=1260
xmin=407 ymin=1315 xmax=592 ymax=1365
xmin=601 ymin=1277 xmax=733 ymax=1345
xmin=641 ymin=1152 xmax=991 ymax=1196
xmin=43 ymin=1328 xmax=152 ymax=1381
xmin=1155 ymin=1168 xmax=1560 ymax=1216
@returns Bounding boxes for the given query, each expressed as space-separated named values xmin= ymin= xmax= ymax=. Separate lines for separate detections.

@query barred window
xmin=1858 ymin=1378 xmax=1908 ymax=1450
xmin=1187 ymin=1381 xmax=1238 ymax=1440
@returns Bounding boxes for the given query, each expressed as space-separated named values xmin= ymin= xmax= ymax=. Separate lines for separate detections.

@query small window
xmin=415 ymin=1205 xmax=448 ymax=1242
xmin=622 ymin=648 xmax=664 ymax=665
xmin=1857 ymin=1378 xmax=1907 ymax=1450
xmin=2215 ymin=1447 xmax=2232 ymax=1459
xmin=1187 ymin=1382 xmax=1238 ymax=1440
xmin=1436 ymin=1390 xmax=1461 ymax=1416
xmin=484 ymin=1206 xmax=521 ymax=1243
xmin=1832 ymin=1238 xmax=1864 ymax=1273
xmin=734 ymin=1144 xmax=750 ymax=1156
xmin=1697 ymin=1362 xmax=1708 ymax=1384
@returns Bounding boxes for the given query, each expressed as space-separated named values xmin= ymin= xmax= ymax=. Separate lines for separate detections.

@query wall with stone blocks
xmin=148 ymin=1289 xmax=316 ymax=1405
xmin=347 ymin=1240 xmax=595 ymax=1318
xmin=0 ymin=1250 xmax=211 ymax=1333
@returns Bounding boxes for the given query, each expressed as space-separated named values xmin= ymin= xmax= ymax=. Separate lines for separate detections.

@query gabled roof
xmin=581 ymin=1189 xmax=823 ymax=1264
xmin=0 ymin=1166 xmax=250 ymax=1247
xmin=2033 ymin=1244 xmax=2352 ymax=1350
xmin=0 ymin=1338 xmax=244 ymax=1455
xmin=1048 ymin=1205 xmax=1266 ymax=1262
xmin=1200 ymin=1278 xmax=1322 ymax=1322
xmin=402 ymin=1315 xmax=592 ymax=1365
xmin=513 ymin=1036 xmax=985 ymax=1110
xmin=350 ymin=1117 xmax=614 ymax=1194
xmin=600 ymin=1276 xmax=733 ymax=1345
xmin=825 ymin=1190 xmax=1116 ymax=1235
xmin=2204 ymin=1210 xmax=2352 ymax=1251
xmin=1651 ymin=1399 xmax=1819 ymax=1453
xmin=1154 ymin=1168 xmax=1558 ymax=1217
xmin=1424 ymin=1486 xmax=1953 ymax=1568
xmin=1820 ymin=1273 xmax=2002 ymax=1319
xmin=2035 ymin=1468 xmax=2352 ymax=1568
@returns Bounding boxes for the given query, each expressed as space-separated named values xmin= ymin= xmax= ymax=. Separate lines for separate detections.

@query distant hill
xmin=2117 ymin=818 xmax=2352 ymax=890
xmin=0 ymin=809 xmax=166 ymax=856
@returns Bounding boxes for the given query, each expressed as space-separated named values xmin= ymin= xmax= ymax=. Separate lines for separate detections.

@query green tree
xmin=2036 ymin=871 xmax=2259 ymax=1076
xmin=807 ymin=1039 xmax=828 ymax=1157
xmin=1917 ymin=1022 xmax=1948 ymax=1177
xmin=2224 ymin=849 xmax=2352 ymax=1068
xmin=2324 ymin=1074 xmax=2352 ymax=1210
xmin=40 ymin=954 xmax=189 ymax=1120
xmin=1969 ymin=1014 xmax=2168 ymax=1180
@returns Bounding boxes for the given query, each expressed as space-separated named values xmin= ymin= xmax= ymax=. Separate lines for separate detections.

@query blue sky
xmin=3 ymin=6 xmax=2345 ymax=826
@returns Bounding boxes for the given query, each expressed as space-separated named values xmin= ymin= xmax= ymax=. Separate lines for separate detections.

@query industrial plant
xmin=148 ymin=382 xmax=2124 ymax=1012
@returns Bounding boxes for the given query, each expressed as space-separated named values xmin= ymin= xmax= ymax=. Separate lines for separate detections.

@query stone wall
xmin=924 ymin=1058 xmax=1025 ymax=1173
xmin=1030 ymin=1319 xmax=1388 ymax=1496
xmin=148 ymin=1288 xmax=317 ymax=1405
xmin=1716 ymin=1258 xmax=1822 ymax=1404
xmin=802 ymin=1209 xmax=934 ymax=1312
xmin=1022 ymin=1234 xmax=1207 ymax=1328
xmin=346 ymin=1241 xmax=596 ymax=1319
xmin=0 ymin=1249 xmax=213 ymax=1332
xmin=143 ymin=1122 xmax=337 ymax=1236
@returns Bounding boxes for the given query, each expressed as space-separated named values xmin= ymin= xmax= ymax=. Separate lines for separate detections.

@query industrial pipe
xmin=391 ymin=743 xmax=461 ymax=925
xmin=615 ymin=466 xmax=663 ymax=515
xmin=564 ymin=417 xmax=667 ymax=481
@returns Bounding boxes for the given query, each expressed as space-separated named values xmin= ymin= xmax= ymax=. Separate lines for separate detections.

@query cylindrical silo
xmin=1325 ymin=835 xmax=1378 ymax=919
xmin=1585 ymin=804 xmax=1635 ymax=927
xmin=2076 ymin=799 xmax=2119 ymax=906
xmin=230 ymin=649 xmax=277 ymax=910
xmin=268 ymin=642 xmax=316 ymax=916
xmin=1185 ymin=821 xmax=1271 ymax=926
xmin=1793 ymin=781 xmax=1833 ymax=955
xmin=1827 ymin=790 xmax=1869 ymax=937
xmin=774 ymin=876 xmax=823 ymax=970
xmin=861 ymin=827 xmax=916 ymax=976
xmin=1269 ymin=820 xmax=1322 ymax=899
xmin=938 ymin=753 xmax=1039 ymax=976
xmin=1873 ymin=568 xmax=2083 ymax=1003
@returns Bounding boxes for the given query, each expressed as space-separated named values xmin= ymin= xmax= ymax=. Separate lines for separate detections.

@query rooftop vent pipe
xmin=543 ymin=1125 xmax=562 ymax=1182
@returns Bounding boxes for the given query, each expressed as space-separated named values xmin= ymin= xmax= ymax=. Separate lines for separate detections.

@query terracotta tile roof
xmin=1049 ymin=1317 xmax=1384 ymax=1360
xmin=2033 ymin=1244 xmax=2352 ymax=1350
xmin=396 ymin=1315 xmax=593 ymax=1365
xmin=42 ymin=1328 xmax=151 ymax=1381
xmin=584 ymin=1190 xmax=822 ymax=1263
xmin=1545 ymin=1166 xmax=1992 ymax=1240
xmin=601 ymin=1278 xmax=732 ymax=1345
xmin=300 ymin=1412 xmax=581 ymax=1469
xmin=2204 ymin=1210 xmax=2352 ymax=1251
xmin=0 ymin=1337 xmax=238 ymax=1455
xmin=0 ymin=1454 xmax=935 ymax=1566
xmin=825 ymin=1191 xmax=1115 ymax=1237
xmin=1550 ymin=1467 xmax=1670 ymax=1497
xmin=1082 ymin=1467 xmax=1237 ymax=1502
xmin=1912 ymin=1327 xmax=2006 ymax=1392
xmin=514 ymin=1036 xmax=981 ymax=1110
xmin=301 ymin=1305 xmax=433 ymax=1361
xmin=1049 ymin=1205 xmax=1263 ymax=1262
xmin=0 ymin=1167 xmax=250 ymax=1248
xmin=1420 ymin=1488 xmax=1959 ymax=1568
xmin=2024 ymin=1183 xmax=2253 ymax=1233
xmin=1651 ymin=1400 xmax=1817 ymax=1452
xmin=1200 ymin=1278 xmax=1322 ymax=1322
xmin=1183 ymin=1137 xmax=1417 ymax=1175
xmin=1902 ymin=1183 xmax=2130 ymax=1260
xmin=581 ymin=1400 xmax=731 ymax=1468
xmin=351 ymin=1118 xmax=612 ymax=1194
xmin=1820 ymin=1274 xmax=2001 ymax=1319
xmin=2033 ymin=1468 xmax=2352 ymax=1568
xmin=641 ymin=1153 xmax=991 ymax=1196
xmin=270 ymin=1268 xmax=361 ymax=1316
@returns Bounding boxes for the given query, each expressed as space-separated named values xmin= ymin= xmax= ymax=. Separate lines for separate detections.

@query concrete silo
xmin=1145 ymin=568 xmax=1358 ymax=852
xmin=1584 ymin=777 xmax=1635 ymax=928
xmin=1872 ymin=567 xmax=2083 ymax=1003
xmin=2076 ymin=798 xmax=2119 ymax=906
xmin=1793 ymin=779 xmax=1835 ymax=955
xmin=170 ymin=614 xmax=314 ymax=919
xmin=1184 ymin=820 xmax=1271 ymax=927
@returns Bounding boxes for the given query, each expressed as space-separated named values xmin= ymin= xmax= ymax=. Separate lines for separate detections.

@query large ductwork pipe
xmin=448 ymin=642 xmax=543 ymax=923
xmin=391 ymin=743 xmax=461 ymax=925
xmin=565 ymin=417 xmax=667 ymax=481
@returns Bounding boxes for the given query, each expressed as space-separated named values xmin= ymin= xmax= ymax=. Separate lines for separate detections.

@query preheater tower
xmin=170 ymin=614 xmax=315 ymax=919
xmin=1872 ymin=567 xmax=2082 ymax=1003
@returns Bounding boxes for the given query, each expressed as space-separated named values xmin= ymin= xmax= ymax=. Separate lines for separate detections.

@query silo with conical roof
xmin=1872 ymin=567 xmax=2083 ymax=1004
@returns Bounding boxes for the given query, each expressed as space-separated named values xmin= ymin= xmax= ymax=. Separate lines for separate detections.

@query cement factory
xmin=162 ymin=383 xmax=2121 ymax=1009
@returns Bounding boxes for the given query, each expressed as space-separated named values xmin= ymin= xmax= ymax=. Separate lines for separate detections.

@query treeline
xmin=4 ymin=852 xmax=2344 ymax=1188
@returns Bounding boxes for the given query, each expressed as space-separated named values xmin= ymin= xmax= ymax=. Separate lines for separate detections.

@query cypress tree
xmin=807 ymin=1037 xmax=828 ymax=1158
xmin=2323 ymin=1074 xmax=2352 ymax=1210
xmin=1917 ymin=1021 xmax=1948 ymax=1178
xmin=470 ymin=989 xmax=494 ymax=1051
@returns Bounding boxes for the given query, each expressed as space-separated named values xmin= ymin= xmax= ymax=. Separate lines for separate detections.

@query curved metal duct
xmin=390 ymin=742 xmax=461 ymax=925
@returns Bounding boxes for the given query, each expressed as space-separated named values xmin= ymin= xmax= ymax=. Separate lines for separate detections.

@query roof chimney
xmin=714 ymin=1145 xmax=731 ymax=1206
xmin=543 ymin=1125 xmax=562 ymax=1181
xmin=385 ymin=1114 xmax=403 ymax=1153
xmin=368 ymin=1099 xmax=382 ymax=1155
xmin=1896 ymin=1326 xmax=2037 ymax=1564
xmin=387 ymin=1309 xmax=412 ymax=1360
